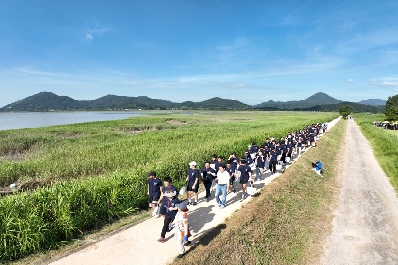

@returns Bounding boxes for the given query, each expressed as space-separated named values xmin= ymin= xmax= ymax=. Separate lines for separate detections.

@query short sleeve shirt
xmin=237 ymin=164 xmax=251 ymax=181
xmin=188 ymin=168 xmax=199 ymax=186
xmin=147 ymin=178 xmax=162 ymax=197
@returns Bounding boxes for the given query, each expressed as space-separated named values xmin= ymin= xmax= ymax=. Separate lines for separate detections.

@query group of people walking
xmin=147 ymin=122 xmax=328 ymax=257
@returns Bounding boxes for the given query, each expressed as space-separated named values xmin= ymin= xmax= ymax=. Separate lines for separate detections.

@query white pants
xmin=175 ymin=230 xmax=185 ymax=255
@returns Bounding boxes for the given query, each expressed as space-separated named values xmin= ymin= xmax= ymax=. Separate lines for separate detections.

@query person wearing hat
xmin=186 ymin=161 xmax=200 ymax=206
xmin=158 ymin=190 xmax=180 ymax=243
xmin=174 ymin=202 xmax=191 ymax=258
xmin=147 ymin=171 xmax=162 ymax=218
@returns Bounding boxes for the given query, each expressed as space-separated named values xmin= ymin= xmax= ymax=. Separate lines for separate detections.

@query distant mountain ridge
xmin=0 ymin=91 xmax=385 ymax=113
xmin=253 ymin=92 xmax=342 ymax=109
xmin=358 ymin=99 xmax=386 ymax=106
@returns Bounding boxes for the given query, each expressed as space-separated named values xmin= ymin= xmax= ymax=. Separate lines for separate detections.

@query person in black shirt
xmin=157 ymin=177 xmax=178 ymax=217
xmin=186 ymin=161 xmax=200 ymax=206
xmin=268 ymin=148 xmax=278 ymax=174
xmin=157 ymin=190 xmax=180 ymax=243
xmin=201 ymin=162 xmax=216 ymax=202
xmin=237 ymin=159 xmax=253 ymax=199
xmin=226 ymin=161 xmax=236 ymax=193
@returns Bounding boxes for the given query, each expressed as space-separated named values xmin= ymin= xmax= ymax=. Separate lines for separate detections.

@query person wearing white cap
xmin=186 ymin=161 xmax=199 ymax=206
xmin=174 ymin=202 xmax=191 ymax=258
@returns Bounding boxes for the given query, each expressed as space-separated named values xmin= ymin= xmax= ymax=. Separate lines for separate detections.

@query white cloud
xmin=369 ymin=78 xmax=378 ymax=85
xmin=86 ymin=34 xmax=93 ymax=40
xmin=380 ymin=81 xmax=398 ymax=87
xmin=347 ymin=79 xmax=353 ymax=82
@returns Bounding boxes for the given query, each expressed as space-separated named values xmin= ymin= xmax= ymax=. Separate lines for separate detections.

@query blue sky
xmin=1 ymin=0 xmax=398 ymax=107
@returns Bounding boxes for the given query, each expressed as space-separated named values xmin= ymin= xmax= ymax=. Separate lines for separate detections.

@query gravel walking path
xmin=321 ymin=119 xmax=398 ymax=264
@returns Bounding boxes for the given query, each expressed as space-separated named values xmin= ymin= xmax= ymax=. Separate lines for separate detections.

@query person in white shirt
xmin=215 ymin=163 xmax=230 ymax=208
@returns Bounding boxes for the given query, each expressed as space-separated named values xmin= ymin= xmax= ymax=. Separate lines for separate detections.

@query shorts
xmin=187 ymin=184 xmax=199 ymax=193
xmin=239 ymin=179 xmax=249 ymax=184
xmin=229 ymin=177 xmax=235 ymax=185
xmin=148 ymin=195 xmax=160 ymax=204
xmin=159 ymin=204 xmax=167 ymax=215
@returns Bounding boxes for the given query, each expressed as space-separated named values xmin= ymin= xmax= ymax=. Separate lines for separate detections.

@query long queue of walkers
xmin=147 ymin=122 xmax=328 ymax=258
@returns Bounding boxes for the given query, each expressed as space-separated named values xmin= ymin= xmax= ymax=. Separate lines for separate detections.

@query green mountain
xmin=0 ymin=92 xmax=249 ymax=111
xmin=0 ymin=91 xmax=385 ymax=113
xmin=254 ymin=92 xmax=342 ymax=109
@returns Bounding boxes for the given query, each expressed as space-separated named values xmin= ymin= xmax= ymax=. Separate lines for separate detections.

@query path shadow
xmin=182 ymin=223 xmax=227 ymax=255
xmin=186 ymin=205 xmax=216 ymax=233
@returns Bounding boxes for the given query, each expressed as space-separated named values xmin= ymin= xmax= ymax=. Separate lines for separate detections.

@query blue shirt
xmin=161 ymin=185 xmax=178 ymax=203
xmin=237 ymin=164 xmax=251 ymax=181
xmin=147 ymin=178 xmax=162 ymax=197
xmin=201 ymin=167 xmax=215 ymax=184
xmin=187 ymin=168 xmax=199 ymax=186
xmin=164 ymin=197 xmax=181 ymax=219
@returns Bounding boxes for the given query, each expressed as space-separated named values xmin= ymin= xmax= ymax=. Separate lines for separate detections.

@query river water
xmin=0 ymin=111 xmax=146 ymax=131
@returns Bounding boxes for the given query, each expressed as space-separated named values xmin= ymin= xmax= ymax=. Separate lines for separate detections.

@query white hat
xmin=189 ymin=161 xmax=197 ymax=166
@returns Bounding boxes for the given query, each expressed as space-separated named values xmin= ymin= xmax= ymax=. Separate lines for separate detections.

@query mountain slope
xmin=0 ymin=91 xmax=385 ymax=113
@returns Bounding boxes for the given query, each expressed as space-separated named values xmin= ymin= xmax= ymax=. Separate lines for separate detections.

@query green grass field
xmin=354 ymin=113 xmax=398 ymax=191
xmin=0 ymin=111 xmax=338 ymax=261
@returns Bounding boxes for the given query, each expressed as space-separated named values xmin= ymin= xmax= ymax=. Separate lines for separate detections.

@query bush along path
xmin=47 ymin=117 xmax=342 ymax=265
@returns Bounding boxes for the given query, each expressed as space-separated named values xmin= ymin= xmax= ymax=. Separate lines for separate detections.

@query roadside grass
xmin=354 ymin=114 xmax=398 ymax=191
xmin=7 ymin=210 xmax=151 ymax=265
xmin=172 ymin=119 xmax=346 ymax=265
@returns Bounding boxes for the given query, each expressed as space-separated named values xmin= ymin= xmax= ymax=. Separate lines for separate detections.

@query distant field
xmin=0 ymin=111 xmax=338 ymax=261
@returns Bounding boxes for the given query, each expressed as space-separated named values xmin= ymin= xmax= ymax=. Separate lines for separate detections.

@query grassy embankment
xmin=354 ymin=113 xmax=398 ymax=191
xmin=172 ymin=118 xmax=346 ymax=265
xmin=0 ymin=111 xmax=338 ymax=262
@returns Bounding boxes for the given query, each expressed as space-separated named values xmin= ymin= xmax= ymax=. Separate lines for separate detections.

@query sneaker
xmin=233 ymin=189 xmax=236 ymax=193
xmin=187 ymin=201 xmax=192 ymax=206
xmin=157 ymin=237 xmax=165 ymax=243
xmin=218 ymin=204 xmax=221 ymax=208
xmin=178 ymin=253 xmax=185 ymax=258
xmin=154 ymin=214 xmax=160 ymax=218
xmin=183 ymin=240 xmax=191 ymax=245
xmin=220 ymin=205 xmax=225 ymax=209
xmin=193 ymin=202 xmax=197 ymax=206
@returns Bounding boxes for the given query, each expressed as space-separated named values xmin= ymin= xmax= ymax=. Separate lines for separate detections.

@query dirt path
xmin=321 ymin=119 xmax=398 ymax=264
xmin=47 ymin=118 xmax=340 ymax=265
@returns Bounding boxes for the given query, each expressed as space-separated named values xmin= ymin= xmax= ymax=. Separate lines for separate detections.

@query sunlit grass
xmin=354 ymin=113 xmax=398 ymax=191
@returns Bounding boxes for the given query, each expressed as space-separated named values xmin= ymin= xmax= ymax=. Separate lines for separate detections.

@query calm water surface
xmin=0 ymin=112 xmax=146 ymax=131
